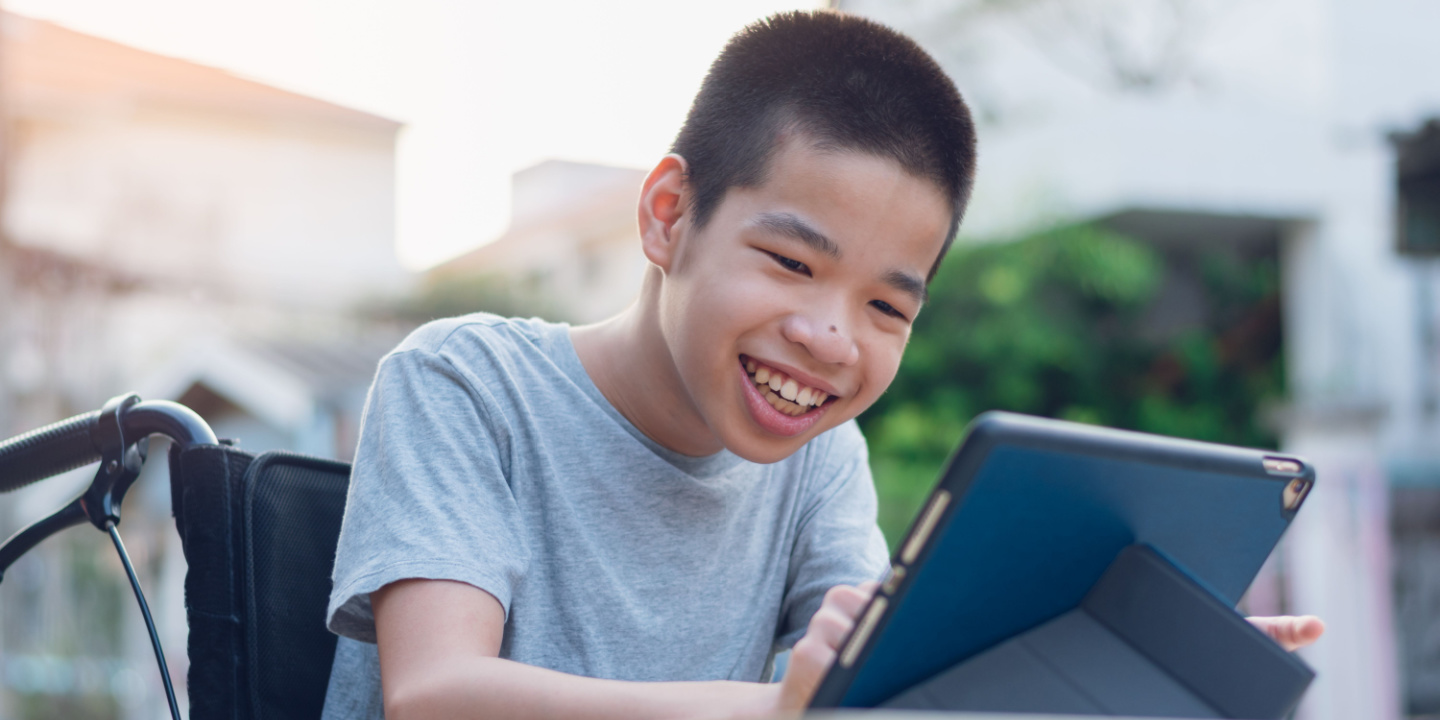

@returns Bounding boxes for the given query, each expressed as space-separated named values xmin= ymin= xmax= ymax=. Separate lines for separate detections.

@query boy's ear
xmin=638 ymin=154 xmax=689 ymax=272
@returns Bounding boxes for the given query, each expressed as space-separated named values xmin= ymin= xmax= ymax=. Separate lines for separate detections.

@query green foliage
xmin=860 ymin=224 xmax=1285 ymax=547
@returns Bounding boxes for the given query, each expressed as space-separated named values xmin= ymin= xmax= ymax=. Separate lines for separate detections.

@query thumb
xmin=778 ymin=583 xmax=878 ymax=710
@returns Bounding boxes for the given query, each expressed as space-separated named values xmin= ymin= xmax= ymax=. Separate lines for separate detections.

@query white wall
xmin=5 ymin=108 xmax=406 ymax=310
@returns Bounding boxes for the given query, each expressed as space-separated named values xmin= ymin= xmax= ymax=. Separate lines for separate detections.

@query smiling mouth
xmin=740 ymin=355 xmax=836 ymax=417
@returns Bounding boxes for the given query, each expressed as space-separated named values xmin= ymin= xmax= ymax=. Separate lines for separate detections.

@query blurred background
xmin=0 ymin=0 xmax=1435 ymax=718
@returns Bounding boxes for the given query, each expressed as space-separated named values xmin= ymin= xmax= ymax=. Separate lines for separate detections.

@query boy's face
xmin=655 ymin=136 xmax=951 ymax=463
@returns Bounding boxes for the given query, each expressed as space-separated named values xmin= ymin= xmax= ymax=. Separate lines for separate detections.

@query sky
xmin=7 ymin=0 xmax=827 ymax=270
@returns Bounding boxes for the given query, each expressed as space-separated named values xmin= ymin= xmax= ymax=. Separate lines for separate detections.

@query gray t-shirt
xmin=321 ymin=314 xmax=889 ymax=719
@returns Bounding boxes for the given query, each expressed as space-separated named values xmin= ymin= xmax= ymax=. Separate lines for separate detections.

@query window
xmin=1397 ymin=119 xmax=1440 ymax=256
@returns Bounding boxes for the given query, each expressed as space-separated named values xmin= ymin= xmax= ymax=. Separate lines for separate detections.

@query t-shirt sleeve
xmin=326 ymin=345 xmax=531 ymax=644
xmin=776 ymin=422 xmax=891 ymax=648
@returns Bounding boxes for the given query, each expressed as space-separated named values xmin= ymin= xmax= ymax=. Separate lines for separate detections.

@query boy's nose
xmin=781 ymin=313 xmax=859 ymax=366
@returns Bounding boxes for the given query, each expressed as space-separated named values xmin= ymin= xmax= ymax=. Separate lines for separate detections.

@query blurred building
xmin=0 ymin=10 xmax=409 ymax=441
xmin=836 ymin=0 xmax=1440 ymax=718
xmin=0 ymin=12 xmax=407 ymax=719
xmin=429 ymin=160 xmax=648 ymax=323
xmin=3 ymin=12 xmax=405 ymax=307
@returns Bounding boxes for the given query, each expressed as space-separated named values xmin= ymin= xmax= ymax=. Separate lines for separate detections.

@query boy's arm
xmin=373 ymin=578 xmax=875 ymax=720
xmin=374 ymin=578 xmax=1324 ymax=720
xmin=373 ymin=578 xmax=773 ymax=719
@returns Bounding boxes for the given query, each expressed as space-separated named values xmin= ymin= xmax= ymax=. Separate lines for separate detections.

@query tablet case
xmin=811 ymin=412 xmax=1316 ymax=718
xmin=881 ymin=544 xmax=1313 ymax=718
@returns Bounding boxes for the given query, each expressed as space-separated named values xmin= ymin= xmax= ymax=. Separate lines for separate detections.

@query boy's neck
xmin=570 ymin=270 xmax=725 ymax=458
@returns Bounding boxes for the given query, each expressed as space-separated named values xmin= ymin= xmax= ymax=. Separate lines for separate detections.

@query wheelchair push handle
xmin=0 ymin=393 xmax=219 ymax=582
xmin=0 ymin=410 xmax=102 ymax=494
xmin=0 ymin=394 xmax=214 ymax=720
xmin=0 ymin=398 xmax=218 ymax=494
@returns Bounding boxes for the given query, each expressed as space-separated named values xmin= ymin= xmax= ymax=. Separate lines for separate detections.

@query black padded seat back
xmin=171 ymin=444 xmax=351 ymax=720
xmin=244 ymin=452 xmax=351 ymax=720
xmin=171 ymin=443 xmax=256 ymax=720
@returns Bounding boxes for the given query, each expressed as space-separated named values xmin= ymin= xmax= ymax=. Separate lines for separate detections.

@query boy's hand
xmin=1248 ymin=615 xmax=1326 ymax=651
xmin=777 ymin=581 xmax=879 ymax=712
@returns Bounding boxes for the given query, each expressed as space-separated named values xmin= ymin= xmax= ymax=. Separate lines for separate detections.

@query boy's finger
xmin=778 ymin=584 xmax=885 ymax=712
xmin=822 ymin=583 xmax=876 ymax=619
xmin=1248 ymin=615 xmax=1326 ymax=652
xmin=806 ymin=604 xmax=856 ymax=648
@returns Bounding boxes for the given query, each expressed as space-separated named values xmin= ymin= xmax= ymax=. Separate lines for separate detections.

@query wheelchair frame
xmin=0 ymin=392 xmax=351 ymax=720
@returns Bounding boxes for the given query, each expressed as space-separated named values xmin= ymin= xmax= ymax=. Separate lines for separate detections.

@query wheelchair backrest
xmin=171 ymin=444 xmax=350 ymax=720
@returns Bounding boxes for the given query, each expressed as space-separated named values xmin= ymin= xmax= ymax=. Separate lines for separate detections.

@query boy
xmin=321 ymin=10 xmax=1321 ymax=720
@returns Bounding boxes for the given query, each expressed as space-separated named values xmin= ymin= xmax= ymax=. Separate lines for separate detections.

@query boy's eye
xmin=766 ymin=251 xmax=811 ymax=276
xmin=871 ymin=299 xmax=909 ymax=322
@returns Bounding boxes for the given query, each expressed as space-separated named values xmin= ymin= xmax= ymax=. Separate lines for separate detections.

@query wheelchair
xmin=0 ymin=393 xmax=351 ymax=720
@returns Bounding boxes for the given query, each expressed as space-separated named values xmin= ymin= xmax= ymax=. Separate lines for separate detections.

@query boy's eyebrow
xmin=885 ymin=268 xmax=929 ymax=306
xmin=754 ymin=212 xmax=842 ymax=259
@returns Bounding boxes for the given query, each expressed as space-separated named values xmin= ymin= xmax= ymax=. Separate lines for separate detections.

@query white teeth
xmin=763 ymin=388 xmax=806 ymax=416
xmin=780 ymin=379 xmax=799 ymax=401
xmin=749 ymin=360 xmax=835 ymax=411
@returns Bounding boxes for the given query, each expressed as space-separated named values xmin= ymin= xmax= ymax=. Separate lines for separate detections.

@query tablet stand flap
xmin=1085 ymin=544 xmax=1315 ymax=719
xmin=879 ymin=544 xmax=1314 ymax=719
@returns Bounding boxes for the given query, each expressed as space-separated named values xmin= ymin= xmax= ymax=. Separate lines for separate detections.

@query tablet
xmin=810 ymin=411 xmax=1314 ymax=708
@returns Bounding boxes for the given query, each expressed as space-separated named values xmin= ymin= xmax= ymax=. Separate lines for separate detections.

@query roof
xmin=244 ymin=334 xmax=398 ymax=399
xmin=139 ymin=331 xmax=402 ymax=431
xmin=1 ymin=12 xmax=401 ymax=133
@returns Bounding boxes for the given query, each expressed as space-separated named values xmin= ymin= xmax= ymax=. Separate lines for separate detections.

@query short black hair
xmin=671 ymin=10 xmax=977 ymax=280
